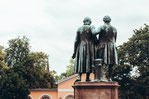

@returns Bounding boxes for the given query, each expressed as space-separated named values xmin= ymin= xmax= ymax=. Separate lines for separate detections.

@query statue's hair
xmin=83 ymin=17 xmax=92 ymax=25
xmin=103 ymin=15 xmax=111 ymax=23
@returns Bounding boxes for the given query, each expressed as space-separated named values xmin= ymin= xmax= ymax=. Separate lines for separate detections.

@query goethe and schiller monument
xmin=72 ymin=16 xmax=119 ymax=99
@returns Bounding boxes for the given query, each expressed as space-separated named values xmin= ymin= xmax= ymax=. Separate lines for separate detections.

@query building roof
xmin=30 ymin=88 xmax=57 ymax=91
xmin=56 ymin=74 xmax=78 ymax=84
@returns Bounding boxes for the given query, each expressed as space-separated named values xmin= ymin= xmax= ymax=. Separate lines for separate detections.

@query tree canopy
xmin=0 ymin=69 xmax=30 ymax=99
xmin=5 ymin=36 xmax=30 ymax=67
xmin=113 ymin=24 xmax=149 ymax=99
xmin=0 ymin=48 xmax=8 ymax=70
xmin=0 ymin=36 xmax=56 ymax=99
xmin=58 ymin=58 xmax=74 ymax=81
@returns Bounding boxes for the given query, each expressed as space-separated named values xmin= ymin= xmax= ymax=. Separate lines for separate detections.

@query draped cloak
xmin=96 ymin=24 xmax=118 ymax=65
xmin=73 ymin=25 xmax=96 ymax=73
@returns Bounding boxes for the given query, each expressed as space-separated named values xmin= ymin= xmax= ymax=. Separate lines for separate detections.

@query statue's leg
xmin=75 ymin=73 xmax=82 ymax=82
xmin=108 ymin=64 xmax=113 ymax=82
xmin=86 ymin=73 xmax=91 ymax=81
xmin=96 ymin=65 xmax=102 ymax=81
xmin=100 ymin=64 xmax=108 ymax=82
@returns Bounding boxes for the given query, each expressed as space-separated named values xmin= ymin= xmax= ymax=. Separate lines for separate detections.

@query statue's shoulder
xmin=102 ymin=24 xmax=116 ymax=30
xmin=111 ymin=26 xmax=117 ymax=33
xmin=98 ymin=25 xmax=105 ymax=30
xmin=112 ymin=26 xmax=116 ymax=30
xmin=77 ymin=26 xmax=84 ymax=33
xmin=77 ymin=25 xmax=94 ymax=33
xmin=77 ymin=26 xmax=82 ymax=30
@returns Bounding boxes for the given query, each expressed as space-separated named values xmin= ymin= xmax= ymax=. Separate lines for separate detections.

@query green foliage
xmin=113 ymin=24 xmax=149 ymax=99
xmin=28 ymin=52 xmax=49 ymax=71
xmin=22 ymin=52 xmax=56 ymax=88
xmin=0 ymin=36 xmax=56 ymax=98
xmin=4 ymin=36 xmax=55 ymax=89
xmin=66 ymin=58 xmax=74 ymax=76
xmin=0 ymin=69 xmax=30 ymax=99
xmin=0 ymin=48 xmax=8 ymax=70
xmin=50 ymin=70 xmax=59 ymax=84
xmin=5 ymin=36 xmax=30 ymax=67
xmin=58 ymin=58 xmax=74 ymax=80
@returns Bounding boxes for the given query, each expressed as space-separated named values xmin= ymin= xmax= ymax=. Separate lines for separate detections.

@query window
xmin=40 ymin=94 xmax=52 ymax=99
xmin=27 ymin=96 xmax=32 ymax=99
xmin=42 ymin=95 xmax=50 ymax=99
xmin=65 ymin=95 xmax=74 ymax=99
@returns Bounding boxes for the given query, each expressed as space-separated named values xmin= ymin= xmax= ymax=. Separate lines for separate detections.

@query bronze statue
xmin=93 ymin=58 xmax=107 ymax=82
xmin=94 ymin=15 xmax=118 ymax=81
xmin=72 ymin=17 xmax=96 ymax=82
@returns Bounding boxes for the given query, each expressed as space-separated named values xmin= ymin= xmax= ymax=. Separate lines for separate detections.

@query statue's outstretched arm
xmin=92 ymin=26 xmax=102 ymax=35
xmin=114 ymin=28 xmax=117 ymax=42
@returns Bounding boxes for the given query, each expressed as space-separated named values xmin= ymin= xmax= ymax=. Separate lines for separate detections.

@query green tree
xmin=28 ymin=52 xmax=49 ymax=71
xmin=5 ymin=36 xmax=30 ymax=67
xmin=0 ymin=37 xmax=57 ymax=98
xmin=66 ymin=58 xmax=74 ymax=76
xmin=0 ymin=48 xmax=8 ymax=70
xmin=0 ymin=69 xmax=30 ymax=99
xmin=113 ymin=24 xmax=149 ymax=99
xmin=5 ymin=37 xmax=55 ymax=88
xmin=23 ymin=52 xmax=56 ymax=88
xmin=50 ymin=70 xmax=60 ymax=84
xmin=0 ymin=47 xmax=29 ymax=99
xmin=59 ymin=58 xmax=74 ymax=80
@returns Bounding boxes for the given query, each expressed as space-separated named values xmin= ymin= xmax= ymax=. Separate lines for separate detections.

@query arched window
xmin=27 ymin=96 xmax=32 ymax=99
xmin=39 ymin=94 xmax=53 ymax=99
xmin=65 ymin=95 xmax=74 ymax=99
xmin=41 ymin=95 xmax=50 ymax=99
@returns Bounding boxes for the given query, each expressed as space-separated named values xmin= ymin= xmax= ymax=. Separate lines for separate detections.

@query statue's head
xmin=103 ymin=15 xmax=111 ymax=23
xmin=83 ymin=17 xmax=92 ymax=25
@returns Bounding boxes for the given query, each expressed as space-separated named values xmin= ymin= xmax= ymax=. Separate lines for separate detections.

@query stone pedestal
xmin=73 ymin=82 xmax=119 ymax=99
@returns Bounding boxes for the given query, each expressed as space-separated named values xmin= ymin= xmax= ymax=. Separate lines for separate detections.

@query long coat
xmin=96 ymin=23 xmax=118 ymax=65
xmin=73 ymin=25 xmax=96 ymax=73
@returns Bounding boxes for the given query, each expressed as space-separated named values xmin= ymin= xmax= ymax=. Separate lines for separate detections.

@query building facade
xmin=29 ymin=74 xmax=94 ymax=99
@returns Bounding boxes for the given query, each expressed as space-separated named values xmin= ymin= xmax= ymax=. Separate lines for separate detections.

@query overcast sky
xmin=0 ymin=0 xmax=149 ymax=75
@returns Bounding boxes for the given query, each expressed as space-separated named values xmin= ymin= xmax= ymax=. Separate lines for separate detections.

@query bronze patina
xmin=72 ymin=17 xmax=97 ymax=82
xmin=94 ymin=15 xmax=118 ymax=81
xmin=72 ymin=16 xmax=118 ymax=82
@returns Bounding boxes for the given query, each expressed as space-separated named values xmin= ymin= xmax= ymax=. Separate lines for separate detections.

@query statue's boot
xmin=75 ymin=79 xmax=81 ymax=82
xmin=108 ymin=77 xmax=113 ymax=82
xmin=100 ymin=77 xmax=108 ymax=82
xmin=86 ymin=78 xmax=91 ymax=82
xmin=108 ymin=65 xmax=113 ymax=82
xmin=86 ymin=73 xmax=91 ymax=82
xmin=92 ymin=79 xmax=99 ymax=82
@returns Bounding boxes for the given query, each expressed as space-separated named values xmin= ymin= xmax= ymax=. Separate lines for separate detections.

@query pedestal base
xmin=73 ymin=82 xmax=119 ymax=99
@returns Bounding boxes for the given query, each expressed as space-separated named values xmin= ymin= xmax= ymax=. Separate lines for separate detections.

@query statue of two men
xmin=72 ymin=16 xmax=118 ymax=82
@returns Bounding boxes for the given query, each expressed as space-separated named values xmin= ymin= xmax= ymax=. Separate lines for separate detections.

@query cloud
xmin=0 ymin=0 xmax=149 ymax=75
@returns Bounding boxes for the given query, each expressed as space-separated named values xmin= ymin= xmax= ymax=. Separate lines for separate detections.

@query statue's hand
xmin=72 ymin=53 xmax=76 ymax=59
xmin=91 ymin=25 xmax=95 ymax=29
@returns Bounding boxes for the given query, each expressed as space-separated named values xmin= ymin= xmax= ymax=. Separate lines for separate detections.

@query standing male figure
xmin=72 ymin=17 xmax=96 ymax=82
xmin=94 ymin=15 xmax=118 ymax=81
